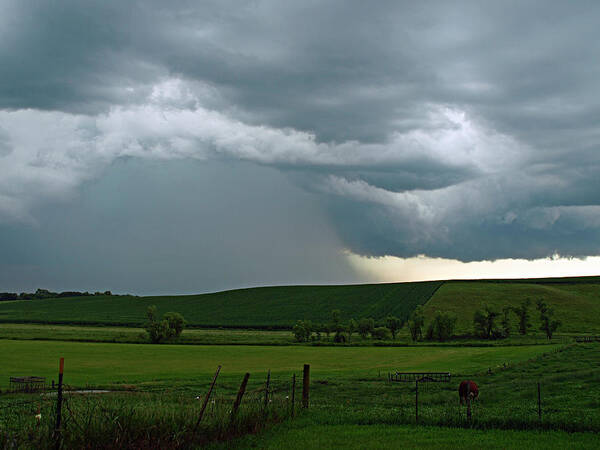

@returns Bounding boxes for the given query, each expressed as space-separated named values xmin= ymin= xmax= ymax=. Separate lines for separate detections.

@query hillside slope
xmin=0 ymin=281 xmax=442 ymax=328
xmin=423 ymin=278 xmax=600 ymax=333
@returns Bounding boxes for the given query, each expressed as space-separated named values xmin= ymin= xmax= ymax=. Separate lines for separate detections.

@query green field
xmin=2 ymin=277 xmax=599 ymax=448
xmin=425 ymin=280 xmax=600 ymax=334
xmin=0 ymin=323 xmax=574 ymax=347
xmin=0 ymin=281 xmax=442 ymax=328
xmin=230 ymin=423 xmax=599 ymax=449
xmin=0 ymin=340 xmax=558 ymax=388
xmin=2 ymin=339 xmax=599 ymax=448
xmin=0 ymin=323 xmax=294 ymax=345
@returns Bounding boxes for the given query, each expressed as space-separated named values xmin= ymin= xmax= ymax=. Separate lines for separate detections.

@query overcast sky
xmin=1 ymin=1 xmax=599 ymax=294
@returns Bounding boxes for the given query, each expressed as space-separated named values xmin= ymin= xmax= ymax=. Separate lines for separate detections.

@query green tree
xmin=163 ymin=312 xmax=186 ymax=338
xmin=347 ymin=318 xmax=358 ymax=342
xmin=513 ymin=299 xmax=532 ymax=335
xmin=145 ymin=306 xmax=168 ymax=344
xmin=385 ymin=316 xmax=403 ymax=340
xmin=501 ymin=306 xmax=512 ymax=338
xmin=330 ymin=309 xmax=346 ymax=342
xmin=536 ymin=299 xmax=561 ymax=340
xmin=426 ymin=311 xmax=457 ymax=342
xmin=292 ymin=320 xmax=313 ymax=342
xmin=358 ymin=318 xmax=375 ymax=339
xmin=145 ymin=306 xmax=186 ymax=343
xmin=473 ymin=304 xmax=500 ymax=339
xmin=408 ymin=306 xmax=425 ymax=342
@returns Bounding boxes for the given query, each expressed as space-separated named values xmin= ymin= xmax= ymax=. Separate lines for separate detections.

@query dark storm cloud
xmin=1 ymin=0 xmax=600 ymax=286
xmin=0 ymin=159 xmax=358 ymax=294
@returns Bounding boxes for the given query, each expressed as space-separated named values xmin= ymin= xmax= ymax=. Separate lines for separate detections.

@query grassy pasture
xmin=0 ymin=281 xmax=442 ymax=328
xmin=424 ymin=280 xmax=600 ymax=333
xmin=0 ymin=323 xmax=293 ymax=345
xmin=0 ymin=323 xmax=574 ymax=346
xmin=230 ymin=423 xmax=599 ymax=449
xmin=1 ymin=340 xmax=598 ymax=448
xmin=0 ymin=340 xmax=558 ymax=388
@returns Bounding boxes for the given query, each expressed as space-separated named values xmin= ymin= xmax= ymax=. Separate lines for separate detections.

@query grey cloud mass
xmin=1 ymin=0 xmax=600 ymax=291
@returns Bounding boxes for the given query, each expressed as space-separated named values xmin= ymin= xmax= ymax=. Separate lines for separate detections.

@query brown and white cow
xmin=458 ymin=380 xmax=479 ymax=404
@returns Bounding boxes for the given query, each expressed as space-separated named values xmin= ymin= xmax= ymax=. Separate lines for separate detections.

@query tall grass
xmin=0 ymin=387 xmax=295 ymax=448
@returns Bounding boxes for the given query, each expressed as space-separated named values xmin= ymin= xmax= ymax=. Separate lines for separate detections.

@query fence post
xmin=415 ymin=379 xmax=419 ymax=424
xmin=263 ymin=370 xmax=271 ymax=413
xmin=194 ymin=365 xmax=221 ymax=431
xmin=537 ymin=382 xmax=542 ymax=420
xmin=302 ymin=364 xmax=310 ymax=409
xmin=54 ymin=357 xmax=64 ymax=449
xmin=466 ymin=381 xmax=472 ymax=422
xmin=291 ymin=373 xmax=296 ymax=417
xmin=231 ymin=373 xmax=250 ymax=422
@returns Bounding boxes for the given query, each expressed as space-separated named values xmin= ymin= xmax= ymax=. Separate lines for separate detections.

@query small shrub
xmin=371 ymin=327 xmax=391 ymax=340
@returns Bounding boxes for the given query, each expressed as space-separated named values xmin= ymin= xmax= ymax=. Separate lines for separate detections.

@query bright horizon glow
xmin=346 ymin=252 xmax=600 ymax=283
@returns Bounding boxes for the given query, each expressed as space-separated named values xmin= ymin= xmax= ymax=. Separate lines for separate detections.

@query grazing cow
xmin=458 ymin=380 xmax=479 ymax=404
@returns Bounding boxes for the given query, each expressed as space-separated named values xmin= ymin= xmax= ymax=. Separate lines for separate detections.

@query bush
xmin=333 ymin=332 xmax=347 ymax=343
xmin=371 ymin=327 xmax=391 ymax=340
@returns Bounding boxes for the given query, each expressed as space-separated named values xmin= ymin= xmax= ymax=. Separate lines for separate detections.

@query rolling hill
xmin=423 ymin=277 xmax=600 ymax=334
xmin=0 ymin=281 xmax=442 ymax=328
xmin=0 ymin=276 xmax=598 ymax=332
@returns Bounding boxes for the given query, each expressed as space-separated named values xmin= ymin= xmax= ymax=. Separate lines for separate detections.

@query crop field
xmin=0 ymin=281 xmax=442 ymax=327
xmin=425 ymin=280 xmax=600 ymax=333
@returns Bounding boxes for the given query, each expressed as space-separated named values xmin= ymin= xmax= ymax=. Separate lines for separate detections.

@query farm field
xmin=0 ymin=340 xmax=560 ymax=388
xmin=425 ymin=280 xmax=600 ymax=333
xmin=0 ymin=281 xmax=442 ymax=327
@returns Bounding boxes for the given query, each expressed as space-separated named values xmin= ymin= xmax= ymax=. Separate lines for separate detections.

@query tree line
xmin=473 ymin=299 xmax=561 ymax=340
xmin=291 ymin=306 xmax=458 ymax=343
xmin=292 ymin=298 xmax=562 ymax=344
xmin=0 ymin=288 xmax=114 ymax=301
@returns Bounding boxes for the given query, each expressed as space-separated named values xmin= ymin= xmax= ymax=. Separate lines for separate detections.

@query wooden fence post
xmin=263 ymin=370 xmax=271 ymax=413
xmin=54 ymin=357 xmax=64 ymax=449
xmin=415 ymin=379 xmax=419 ymax=424
xmin=302 ymin=364 xmax=310 ymax=409
xmin=194 ymin=365 xmax=221 ymax=430
xmin=537 ymin=382 xmax=542 ymax=420
xmin=231 ymin=373 xmax=250 ymax=422
xmin=291 ymin=373 xmax=296 ymax=417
